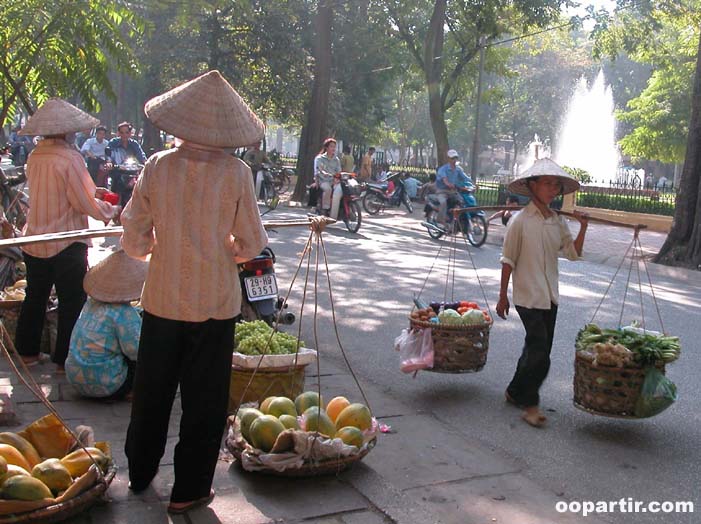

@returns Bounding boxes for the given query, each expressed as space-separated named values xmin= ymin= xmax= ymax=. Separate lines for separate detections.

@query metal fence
xmin=575 ymin=182 xmax=676 ymax=216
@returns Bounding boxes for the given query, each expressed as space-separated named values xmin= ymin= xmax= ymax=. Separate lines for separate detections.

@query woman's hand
xmin=95 ymin=187 xmax=108 ymax=199
xmin=573 ymin=210 xmax=589 ymax=227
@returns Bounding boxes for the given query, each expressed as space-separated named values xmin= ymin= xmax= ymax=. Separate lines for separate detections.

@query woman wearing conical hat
xmin=65 ymin=250 xmax=147 ymax=400
xmin=496 ymin=158 xmax=589 ymax=428
xmin=14 ymin=99 xmax=120 ymax=373
xmin=120 ymin=71 xmax=268 ymax=514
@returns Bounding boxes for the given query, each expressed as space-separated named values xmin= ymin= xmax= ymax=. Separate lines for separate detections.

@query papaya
xmin=0 ymin=464 xmax=30 ymax=487
xmin=94 ymin=441 xmax=112 ymax=459
xmin=238 ymin=408 xmax=264 ymax=442
xmin=0 ymin=456 xmax=6 ymax=477
xmin=278 ymin=414 xmax=299 ymax=430
xmin=0 ymin=444 xmax=32 ymax=472
xmin=259 ymin=396 xmax=278 ymax=414
xmin=0 ymin=433 xmax=41 ymax=468
xmin=267 ymin=397 xmax=297 ymax=418
xmin=295 ymin=391 xmax=322 ymax=414
xmin=0 ymin=475 xmax=53 ymax=501
xmin=335 ymin=426 xmax=364 ymax=448
xmin=248 ymin=415 xmax=285 ymax=452
xmin=334 ymin=403 xmax=372 ymax=432
xmin=32 ymin=459 xmax=73 ymax=494
xmin=326 ymin=396 xmax=351 ymax=423
xmin=302 ymin=407 xmax=336 ymax=437
xmin=60 ymin=448 xmax=109 ymax=478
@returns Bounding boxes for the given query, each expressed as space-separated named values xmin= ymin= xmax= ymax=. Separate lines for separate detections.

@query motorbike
xmin=422 ymin=186 xmax=488 ymax=247
xmin=362 ymin=171 xmax=413 ymax=215
xmin=267 ymin=164 xmax=294 ymax=194
xmin=310 ymin=172 xmax=362 ymax=233
xmin=257 ymin=164 xmax=279 ymax=207
xmin=104 ymin=147 xmax=143 ymax=206
xmin=238 ymin=246 xmax=296 ymax=326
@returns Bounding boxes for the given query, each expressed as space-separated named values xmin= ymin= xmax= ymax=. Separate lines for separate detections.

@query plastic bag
xmin=397 ymin=328 xmax=434 ymax=373
xmin=634 ymin=367 xmax=677 ymax=418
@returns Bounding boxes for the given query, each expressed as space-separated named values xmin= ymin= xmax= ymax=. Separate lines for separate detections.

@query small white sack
xmin=232 ymin=347 xmax=317 ymax=369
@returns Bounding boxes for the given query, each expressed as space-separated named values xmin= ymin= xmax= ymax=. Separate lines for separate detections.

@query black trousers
xmin=15 ymin=243 xmax=88 ymax=365
xmin=506 ymin=304 xmax=558 ymax=408
xmin=125 ymin=312 xmax=234 ymax=503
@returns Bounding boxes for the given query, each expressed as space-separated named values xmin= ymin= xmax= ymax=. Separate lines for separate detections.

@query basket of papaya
xmin=226 ymin=391 xmax=377 ymax=477
xmin=229 ymin=321 xmax=317 ymax=412
xmin=409 ymin=299 xmax=493 ymax=373
xmin=0 ymin=414 xmax=116 ymax=524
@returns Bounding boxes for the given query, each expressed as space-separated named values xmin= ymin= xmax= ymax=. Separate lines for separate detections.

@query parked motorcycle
xmin=257 ymin=164 xmax=279 ymax=207
xmin=362 ymin=172 xmax=413 ymax=215
xmin=238 ymin=247 xmax=295 ymax=326
xmin=422 ymin=187 xmax=488 ymax=247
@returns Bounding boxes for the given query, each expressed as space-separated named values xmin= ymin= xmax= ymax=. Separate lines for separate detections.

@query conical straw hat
xmin=508 ymin=158 xmax=580 ymax=197
xmin=19 ymin=98 xmax=99 ymax=136
xmin=144 ymin=70 xmax=264 ymax=148
xmin=83 ymin=250 xmax=148 ymax=303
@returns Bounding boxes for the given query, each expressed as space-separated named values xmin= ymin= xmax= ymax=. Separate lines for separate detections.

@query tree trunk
xmin=424 ymin=0 xmax=449 ymax=165
xmin=292 ymin=1 xmax=333 ymax=202
xmin=655 ymin=32 xmax=701 ymax=268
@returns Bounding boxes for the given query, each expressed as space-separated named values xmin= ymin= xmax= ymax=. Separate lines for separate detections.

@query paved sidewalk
xmin=0 ymin=354 xmax=609 ymax=524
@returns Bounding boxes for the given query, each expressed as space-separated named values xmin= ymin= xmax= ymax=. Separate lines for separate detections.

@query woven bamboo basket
xmin=228 ymin=365 xmax=306 ymax=413
xmin=409 ymin=318 xmax=492 ymax=373
xmin=226 ymin=434 xmax=375 ymax=477
xmin=573 ymin=351 xmax=665 ymax=418
xmin=0 ymin=464 xmax=117 ymax=524
xmin=0 ymin=303 xmax=57 ymax=357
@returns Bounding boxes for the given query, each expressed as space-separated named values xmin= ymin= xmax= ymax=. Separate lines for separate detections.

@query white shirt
xmin=500 ymin=202 xmax=579 ymax=309
xmin=80 ymin=137 xmax=108 ymax=159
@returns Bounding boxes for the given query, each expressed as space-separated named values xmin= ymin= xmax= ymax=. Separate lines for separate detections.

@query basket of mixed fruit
xmin=409 ymin=299 xmax=492 ymax=373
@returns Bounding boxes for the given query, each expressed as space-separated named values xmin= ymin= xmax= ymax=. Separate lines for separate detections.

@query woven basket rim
xmin=231 ymin=364 xmax=308 ymax=373
xmin=226 ymin=437 xmax=375 ymax=477
xmin=0 ymin=464 xmax=117 ymax=524
xmin=409 ymin=317 xmax=493 ymax=331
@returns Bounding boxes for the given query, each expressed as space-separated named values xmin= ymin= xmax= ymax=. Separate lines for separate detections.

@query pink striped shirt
xmin=22 ymin=138 xmax=116 ymax=258
xmin=120 ymin=142 xmax=268 ymax=322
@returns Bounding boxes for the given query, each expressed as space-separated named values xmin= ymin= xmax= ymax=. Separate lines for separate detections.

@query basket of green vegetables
xmin=573 ymin=323 xmax=680 ymax=418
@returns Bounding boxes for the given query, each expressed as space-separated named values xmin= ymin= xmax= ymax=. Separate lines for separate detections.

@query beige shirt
xmin=500 ymin=202 xmax=579 ymax=309
xmin=22 ymin=138 xmax=116 ymax=258
xmin=121 ymin=142 xmax=268 ymax=322
xmin=360 ymin=153 xmax=373 ymax=180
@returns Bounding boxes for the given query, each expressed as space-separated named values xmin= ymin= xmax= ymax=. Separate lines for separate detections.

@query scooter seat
xmin=367 ymin=183 xmax=388 ymax=190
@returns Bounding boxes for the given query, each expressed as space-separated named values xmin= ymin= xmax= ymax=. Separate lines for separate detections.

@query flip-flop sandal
xmin=521 ymin=412 xmax=547 ymax=428
xmin=167 ymin=490 xmax=215 ymax=515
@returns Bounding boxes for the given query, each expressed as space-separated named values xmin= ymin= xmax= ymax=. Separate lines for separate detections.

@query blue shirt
xmin=107 ymin=137 xmax=146 ymax=164
xmin=66 ymin=299 xmax=142 ymax=397
xmin=436 ymin=163 xmax=472 ymax=191
xmin=404 ymin=177 xmax=419 ymax=198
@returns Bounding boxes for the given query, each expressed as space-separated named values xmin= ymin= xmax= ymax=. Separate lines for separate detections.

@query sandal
xmin=167 ymin=490 xmax=215 ymax=515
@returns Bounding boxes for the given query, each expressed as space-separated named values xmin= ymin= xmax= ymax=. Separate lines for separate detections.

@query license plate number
xmin=244 ymin=274 xmax=278 ymax=302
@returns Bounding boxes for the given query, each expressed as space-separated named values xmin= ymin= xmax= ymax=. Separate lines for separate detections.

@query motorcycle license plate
xmin=244 ymin=274 xmax=278 ymax=302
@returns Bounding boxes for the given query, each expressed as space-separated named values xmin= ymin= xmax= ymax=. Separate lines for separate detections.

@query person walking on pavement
xmin=341 ymin=145 xmax=355 ymax=173
xmin=359 ymin=147 xmax=375 ymax=182
xmin=121 ymin=70 xmax=268 ymax=515
xmin=496 ymin=158 xmax=588 ymax=428
xmin=14 ymin=99 xmax=120 ymax=374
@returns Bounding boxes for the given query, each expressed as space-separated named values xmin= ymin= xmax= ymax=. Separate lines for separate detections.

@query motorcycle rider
xmin=105 ymin=122 xmax=146 ymax=205
xmin=436 ymin=149 xmax=473 ymax=227
xmin=80 ymin=125 xmax=109 ymax=184
xmin=314 ymin=138 xmax=342 ymax=218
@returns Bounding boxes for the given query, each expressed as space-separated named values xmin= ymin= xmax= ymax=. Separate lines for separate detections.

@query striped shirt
xmin=22 ymin=138 xmax=116 ymax=258
xmin=120 ymin=142 xmax=268 ymax=322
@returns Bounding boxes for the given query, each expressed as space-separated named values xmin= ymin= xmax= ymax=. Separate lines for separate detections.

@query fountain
xmin=554 ymin=70 xmax=620 ymax=185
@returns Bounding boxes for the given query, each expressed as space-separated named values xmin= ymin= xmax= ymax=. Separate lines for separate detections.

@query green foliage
xmin=0 ymin=0 xmax=141 ymax=124
xmin=591 ymin=1 xmax=701 ymax=163
xmin=562 ymin=166 xmax=592 ymax=184
xmin=576 ymin=190 xmax=676 ymax=216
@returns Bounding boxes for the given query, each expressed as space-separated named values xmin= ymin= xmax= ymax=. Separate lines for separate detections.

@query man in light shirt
xmin=496 ymin=158 xmax=588 ymax=428
xmin=121 ymin=71 xmax=267 ymax=515
xmin=80 ymin=126 xmax=109 ymax=183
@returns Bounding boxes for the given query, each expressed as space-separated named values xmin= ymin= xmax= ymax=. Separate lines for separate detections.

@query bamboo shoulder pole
xmin=0 ymin=218 xmax=336 ymax=249
xmin=451 ymin=205 xmax=647 ymax=230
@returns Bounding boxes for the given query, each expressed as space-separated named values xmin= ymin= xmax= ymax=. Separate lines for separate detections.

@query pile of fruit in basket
xmin=0 ymin=414 xmax=112 ymax=506
xmin=236 ymin=391 xmax=374 ymax=453
xmin=575 ymin=323 xmax=681 ymax=367
xmin=410 ymin=299 xmax=491 ymax=325
xmin=234 ymin=320 xmax=304 ymax=355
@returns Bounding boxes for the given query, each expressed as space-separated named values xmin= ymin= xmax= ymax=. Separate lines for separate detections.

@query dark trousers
xmin=125 ymin=312 xmax=234 ymax=503
xmin=15 ymin=243 xmax=88 ymax=365
xmin=506 ymin=304 xmax=558 ymax=408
